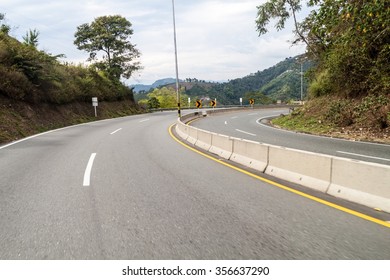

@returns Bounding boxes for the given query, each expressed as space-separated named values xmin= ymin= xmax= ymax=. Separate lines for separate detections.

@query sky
xmin=1 ymin=0 xmax=307 ymax=85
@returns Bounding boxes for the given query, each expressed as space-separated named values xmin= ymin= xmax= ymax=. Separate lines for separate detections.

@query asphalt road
xmin=191 ymin=108 xmax=390 ymax=165
xmin=1 ymin=110 xmax=390 ymax=259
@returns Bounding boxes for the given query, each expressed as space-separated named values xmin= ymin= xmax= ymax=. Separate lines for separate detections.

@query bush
xmin=308 ymin=69 xmax=332 ymax=98
xmin=325 ymin=100 xmax=354 ymax=126
xmin=0 ymin=32 xmax=136 ymax=105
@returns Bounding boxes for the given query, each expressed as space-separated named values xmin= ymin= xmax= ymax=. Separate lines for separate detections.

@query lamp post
xmin=296 ymin=57 xmax=305 ymax=103
xmin=300 ymin=62 xmax=303 ymax=103
xmin=172 ymin=0 xmax=181 ymax=117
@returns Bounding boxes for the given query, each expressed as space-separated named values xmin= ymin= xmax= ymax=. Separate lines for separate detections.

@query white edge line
xmin=110 ymin=128 xmax=122 ymax=135
xmin=83 ymin=153 xmax=97 ymax=186
xmin=235 ymin=129 xmax=257 ymax=137
xmin=0 ymin=114 xmax=134 ymax=150
xmin=0 ymin=130 xmax=54 ymax=150
xmin=139 ymin=118 xmax=150 ymax=123
xmin=337 ymin=151 xmax=390 ymax=162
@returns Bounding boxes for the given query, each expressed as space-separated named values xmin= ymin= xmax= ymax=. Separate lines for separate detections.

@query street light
xmin=300 ymin=61 xmax=303 ymax=103
xmin=296 ymin=56 xmax=306 ymax=103
xmin=171 ymin=0 xmax=181 ymax=117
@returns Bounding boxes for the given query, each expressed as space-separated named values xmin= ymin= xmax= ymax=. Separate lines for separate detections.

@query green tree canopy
xmin=74 ymin=15 xmax=141 ymax=81
xmin=139 ymin=87 xmax=188 ymax=109
xmin=256 ymin=0 xmax=390 ymax=98
xmin=147 ymin=97 xmax=160 ymax=109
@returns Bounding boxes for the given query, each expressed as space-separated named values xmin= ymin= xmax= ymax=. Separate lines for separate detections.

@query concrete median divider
xmin=209 ymin=133 xmax=233 ymax=160
xmin=175 ymin=121 xmax=189 ymax=141
xmin=176 ymin=111 xmax=390 ymax=213
xmin=230 ymin=138 xmax=269 ymax=172
xmin=265 ymin=146 xmax=332 ymax=192
xmin=328 ymin=158 xmax=390 ymax=213
xmin=195 ymin=129 xmax=212 ymax=151
xmin=186 ymin=126 xmax=198 ymax=145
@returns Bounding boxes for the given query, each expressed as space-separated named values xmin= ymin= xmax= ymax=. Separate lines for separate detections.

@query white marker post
xmin=188 ymin=97 xmax=191 ymax=109
xmin=240 ymin=98 xmax=243 ymax=106
xmin=92 ymin=97 xmax=98 ymax=117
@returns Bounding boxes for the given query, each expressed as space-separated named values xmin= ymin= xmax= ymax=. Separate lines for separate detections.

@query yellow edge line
xmin=169 ymin=124 xmax=390 ymax=229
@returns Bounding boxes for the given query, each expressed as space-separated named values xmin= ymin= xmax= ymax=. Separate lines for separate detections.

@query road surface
xmin=1 ymin=110 xmax=390 ymax=259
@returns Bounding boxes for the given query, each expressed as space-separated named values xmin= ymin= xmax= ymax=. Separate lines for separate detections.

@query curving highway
xmin=1 ymin=110 xmax=390 ymax=259
xmin=190 ymin=108 xmax=390 ymax=166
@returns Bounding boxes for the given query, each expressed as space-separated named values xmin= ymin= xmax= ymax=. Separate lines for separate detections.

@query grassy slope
xmin=0 ymin=95 xmax=142 ymax=144
xmin=272 ymin=96 xmax=390 ymax=144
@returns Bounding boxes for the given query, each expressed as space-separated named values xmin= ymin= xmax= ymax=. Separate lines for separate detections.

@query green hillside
xmin=0 ymin=26 xmax=141 ymax=144
xmin=141 ymin=55 xmax=310 ymax=106
xmin=258 ymin=0 xmax=389 ymax=143
xmin=184 ymin=55 xmax=311 ymax=105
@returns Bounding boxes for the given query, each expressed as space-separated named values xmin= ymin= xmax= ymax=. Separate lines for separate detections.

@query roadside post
xmin=210 ymin=99 xmax=216 ymax=110
xmin=92 ymin=97 xmax=98 ymax=117
xmin=249 ymin=98 xmax=255 ymax=109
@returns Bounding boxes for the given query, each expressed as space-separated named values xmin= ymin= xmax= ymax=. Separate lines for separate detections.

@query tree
xmin=255 ymin=0 xmax=316 ymax=56
xmin=0 ymin=13 xmax=10 ymax=34
xmin=147 ymin=97 xmax=160 ymax=109
xmin=74 ymin=15 xmax=141 ymax=81
xmin=23 ymin=29 xmax=40 ymax=47
xmin=256 ymin=0 xmax=389 ymax=98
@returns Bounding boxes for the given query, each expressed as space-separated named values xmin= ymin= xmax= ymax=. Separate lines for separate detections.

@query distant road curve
xmin=190 ymin=108 xmax=390 ymax=166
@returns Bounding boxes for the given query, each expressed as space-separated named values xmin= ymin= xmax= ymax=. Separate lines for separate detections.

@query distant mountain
xmin=132 ymin=55 xmax=313 ymax=104
xmin=184 ymin=55 xmax=312 ymax=104
xmin=131 ymin=78 xmax=179 ymax=93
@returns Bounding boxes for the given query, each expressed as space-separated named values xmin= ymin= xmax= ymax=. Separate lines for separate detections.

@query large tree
xmin=74 ymin=15 xmax=141 ymax=81
xmin=256 ymin=0 xmax=390 ymax=98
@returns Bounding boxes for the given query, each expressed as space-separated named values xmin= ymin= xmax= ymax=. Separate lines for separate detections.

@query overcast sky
xmin=2 ymin=0 xmax=307 ymax=85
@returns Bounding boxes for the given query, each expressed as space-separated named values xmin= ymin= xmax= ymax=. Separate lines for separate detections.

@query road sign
xmin=249 ymin=98 xmax=255 ymax=105
xmin=196 ymin=100 xmax=202 ymax=108
xmin=92 ymin=97 xmax=98 ymax=117
xmin=210 ymin=100 xmax=216 ymax=107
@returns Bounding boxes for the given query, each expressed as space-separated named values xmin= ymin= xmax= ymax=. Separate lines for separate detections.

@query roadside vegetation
xmin=257 ymin=0 xmax=389 ymax=143
xmin=0 ymin=14 xmax=142 ymax=144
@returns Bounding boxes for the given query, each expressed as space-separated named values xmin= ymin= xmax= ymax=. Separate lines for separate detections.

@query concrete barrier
xmin=187 ymin=126 xmax=198 ymax=145
xmin=177 ymin=109 xmax=390 ymax=213
xmin=230 ymin=138 xmax=269 ymax=172
xmin=328 ymin=158 xmax=390 ymax=212
xmin=209 ymin=133 xmax=233 ymax=160
xmin=265 ymin=146 xmax=332 ymax=192
xmin=175 ymin=121 xmax=189 ymax=141
xmin=195 ymin=129 xmax=212 ymax=151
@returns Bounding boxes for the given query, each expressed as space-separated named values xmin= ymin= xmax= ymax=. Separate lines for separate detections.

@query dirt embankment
xmin=0 ymin=96 xmax=143 ymax=144
xmin=272 ymin=96 xmax=390 ymax=144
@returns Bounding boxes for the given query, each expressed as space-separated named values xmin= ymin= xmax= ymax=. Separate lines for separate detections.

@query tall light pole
xmin=296 ymin=57 xmax=305 ymax=103
xmin=300 ymin=62 xmax=303 ymax=103
xmin=172 ymin=0 xmax=181 ymax=117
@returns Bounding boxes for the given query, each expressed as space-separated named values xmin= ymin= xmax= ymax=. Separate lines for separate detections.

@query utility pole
xmin=172 ymin=0 xmax=181 ymax=117
xmin=300 ymin=62 xmax=303 ymax=103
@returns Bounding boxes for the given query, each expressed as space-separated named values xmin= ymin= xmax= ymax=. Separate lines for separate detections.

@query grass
xmin=272 ymin=110 xmax=334 ymax=135
xmin=272 ymin=95 xmax=390 ymax=144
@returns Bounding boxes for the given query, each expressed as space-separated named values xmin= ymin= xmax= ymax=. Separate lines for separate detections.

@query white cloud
xmin=1 ymin=0 xmax=306 ymax=85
